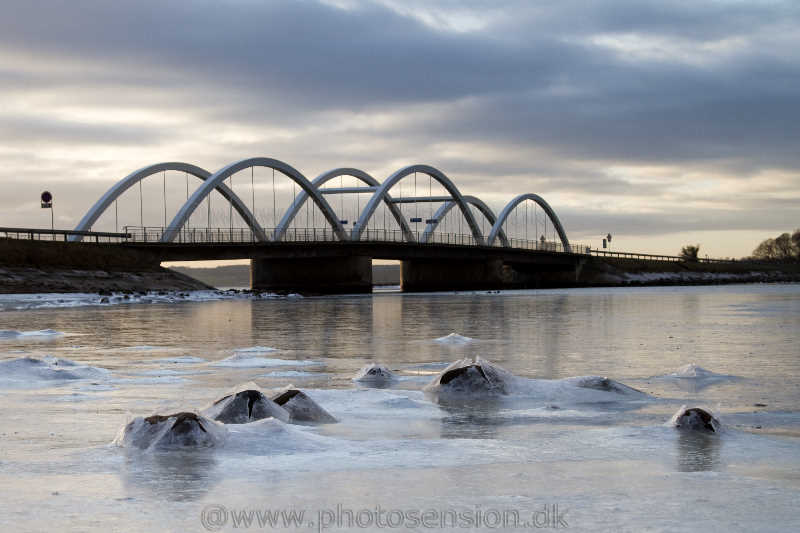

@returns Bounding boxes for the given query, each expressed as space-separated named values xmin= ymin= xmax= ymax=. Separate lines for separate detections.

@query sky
xmin=2 ymin=0 xmax=799 ymax=259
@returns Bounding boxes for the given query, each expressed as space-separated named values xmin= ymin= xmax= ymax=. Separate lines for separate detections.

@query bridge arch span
xmin=352 ymin=164 xmax=485 ymax=245
xmin=420 ymin=196 xmax=510 ymax=246
xmin=161 ymin=157 xmax=347 ymax=243
xmin=72 ymin=162 xmax=267 ymax=242
xmin=274 ymin=168 xmax=415 ymax=242
xmin=487 ymin=193 xmax=571 ymax=251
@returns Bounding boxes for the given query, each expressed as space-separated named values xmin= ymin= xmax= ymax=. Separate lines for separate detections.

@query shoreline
xmin=2 ymin=238 xmax=798 ymax=294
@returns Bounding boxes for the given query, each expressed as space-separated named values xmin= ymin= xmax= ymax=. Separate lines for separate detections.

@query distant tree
xmin=680 ymin=244 xmax=700 ymax=262
xmin=793 ymin=230 xmax=800 ymax=260
xmin=775 ymin=233 xmax=794 ymax=258
xmin=753 ymin=230 xmax=800 ymax=261
xmin=751 ymin=230 xmax=800 ymax=261
xmin=752 ymin=238 xmax=778 ymax=260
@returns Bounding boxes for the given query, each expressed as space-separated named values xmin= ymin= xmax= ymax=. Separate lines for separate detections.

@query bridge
xmin=14 ymin=157 xmax=595 ymax=293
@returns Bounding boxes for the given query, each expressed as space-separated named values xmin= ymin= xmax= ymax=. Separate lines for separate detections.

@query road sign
xmin=41 ymin=191 xmax=53 ymax=208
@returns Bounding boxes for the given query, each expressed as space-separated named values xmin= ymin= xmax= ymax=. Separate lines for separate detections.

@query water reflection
xmin=675 ymin=431 xmax=721 ymax=472
xmin=435 ymin=396 xmax=505 ymax=439
xmin=121 ymin=450 xmax=219 ymax=502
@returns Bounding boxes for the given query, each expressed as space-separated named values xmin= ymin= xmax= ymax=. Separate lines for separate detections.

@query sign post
xmin=41 ymin=191 xmax=53 ymax=231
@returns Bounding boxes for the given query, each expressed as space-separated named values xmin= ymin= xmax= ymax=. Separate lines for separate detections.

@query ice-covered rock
xmin=424 ymin=357 xmax=514 ymax=395
xmin=670 ymin=364 xmax=721 ymax=379
xmin=209 ymin=350 xmax=316 ymax=368
xmin=272 ymin=387 xmax=337 ymax=424
xmin=114 ymin=412 xmax=226 ymax=450
xmin=0 ymin=356 xmax=109 ymax=384
xmin=668 ymin=406 xmax=721 ymax=433
xmin=434 ymin=333 xmax=475 ymax=345
xmin=204 ymin=389 xmax=290 ymax=424
xmin=0 ymin=329 xmax=64 ymax=339
xmin=353 ymin=363 xmax=395 ymax=385
xmin=562 ymin=376 xmax=646 ymax=396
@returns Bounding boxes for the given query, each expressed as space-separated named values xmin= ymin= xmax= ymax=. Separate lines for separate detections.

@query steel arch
xmin=352 ymin=165 xmax=485 ymax=245
xmin=161 ymin=157 xmax=347 ymax=243
xmin=71 ymin=162 xmax=267 ymax=242
xmin=420 ymin=196 xmax=510 ymax=246
xmin=273 ymin=168 xmax=415 ymax=242
xmin=487 ymin=193 xmax=571 ymax=251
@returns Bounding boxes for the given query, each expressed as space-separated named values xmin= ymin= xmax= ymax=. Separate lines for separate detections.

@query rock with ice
xmin=156 ymin=356 xmax=207 ymax=364
xmin=0 ymin=329 xmax=64 ymax=339
xmin=233 ymin=346 xmax=280 ymax=354
xmin=668 ymin=405 xmax=721 ymax=433
xmin=656 ymin=363 xmax=736 ymax=391
xmin=0 ymin=356 xmax=109 ymax=385
xmin=562 ymin=376 xmax=646 ymax=396
xmin=114 ymin=412 xmax=226 ymax=450
xmin=203 ymin=389 xmax=290 ymax=424
xmin=434 ymin=333 xmax=475 ymax=345
xmin=209 ymin=350 xmax=317 ymax=368
xmin=424 ymin=357 xmax=514 ymax=395
xmin=272 ymin=387 xmax=337 ymax=424
xmin=670 ymin=363 xmax=723 ymax=379
xmin=423 ymin=357 xmax=650 ymax=406
xmin=260 ymin=370 xmax=318 ymax=378
xmin=353 ymin=363 xmax=395 ymax=385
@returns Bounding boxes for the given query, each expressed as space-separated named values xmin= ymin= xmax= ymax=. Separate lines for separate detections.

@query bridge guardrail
xmin=122 ymin=226 xmax=590 ymax=254
xmin=0 ymin=227 xmax=131 ymax=243
xmin=589 ymin=249 xmax=740 ymax=263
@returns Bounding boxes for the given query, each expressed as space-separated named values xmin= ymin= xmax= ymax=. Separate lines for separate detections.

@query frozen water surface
xmin=0 ymin=284 xmax=799 ymax=532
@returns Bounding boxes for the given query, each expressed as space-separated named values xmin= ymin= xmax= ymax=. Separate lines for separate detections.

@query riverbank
xmin=0 ymin=239 xmax=212 ymax=293
xmin=0 ymin=265 xmax=212 ymax=294
xmin=576 ymin=256 xmax=800 ymax=286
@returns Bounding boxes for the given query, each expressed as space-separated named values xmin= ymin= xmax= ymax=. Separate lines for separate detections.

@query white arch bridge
xmin=72 ymin=158 xmax=591 ymax=293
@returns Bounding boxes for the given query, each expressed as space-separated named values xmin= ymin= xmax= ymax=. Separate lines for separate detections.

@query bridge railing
xmin=123 ymin=226 xmax=591 ymax=254
xmin=589 ymin=249 xmax=740 ymax=263
xmin=0 ymin=226 xmax=131 ymax=243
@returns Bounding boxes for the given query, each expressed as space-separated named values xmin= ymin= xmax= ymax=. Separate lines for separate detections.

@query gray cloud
xmin=0 ymin=0 xmax=799 ymax=255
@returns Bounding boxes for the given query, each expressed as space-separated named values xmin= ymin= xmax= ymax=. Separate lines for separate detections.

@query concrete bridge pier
xmin=401 ymin=258 xmax=506 ymax=292
xmin=250 ymin=256 xmax=372 ymax=294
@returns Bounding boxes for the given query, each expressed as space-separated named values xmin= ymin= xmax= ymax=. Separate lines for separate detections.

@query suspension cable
xmin=272 ymin=167 xmax=276 ymax=229
xmin=414 ymin=171 xmax=418 ymax=225
xmin=163 ymin=171 xmax=167 ymax=229
xmin=139 ymin=180 xmax=143 ymax=228
xmin=525 ymin=200 xmax=528 ymax=242
xmin=185 ymin=171 xmax=190 ymax=229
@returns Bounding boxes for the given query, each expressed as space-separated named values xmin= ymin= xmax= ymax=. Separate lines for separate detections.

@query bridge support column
xmin=401 ymin=259 xmax=506 ymax=292
xmin=250 ymin=256 xmax=372 ymax=294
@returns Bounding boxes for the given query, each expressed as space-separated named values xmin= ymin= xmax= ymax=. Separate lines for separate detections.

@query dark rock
xmin=272 ymin=388 xmax=337 ymax=424
xmin=205 ymin=389 xmax=289 ymax=424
